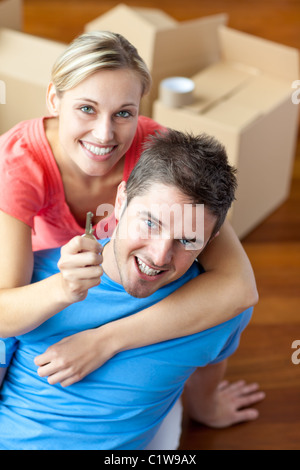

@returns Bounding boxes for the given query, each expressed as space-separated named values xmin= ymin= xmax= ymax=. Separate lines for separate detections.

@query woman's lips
xmin=80 ymin=140 xmax=117 ymax=161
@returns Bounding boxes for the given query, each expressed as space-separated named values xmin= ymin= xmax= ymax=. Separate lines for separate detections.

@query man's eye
xmin=145 ymin=219 xmax=155 ymax=229
xmin=179 ymin=238 xmax=203 ymax=250
xmin=179 ymin=239 xmax=198 ymax=249
xmin=179 ymin=239 xmax=192 ymax=246
xmin=80 ymin=106 xmax=94 ymax=114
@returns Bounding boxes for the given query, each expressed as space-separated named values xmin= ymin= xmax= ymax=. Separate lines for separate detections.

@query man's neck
xmin=101 ymin=239 xmax=121 ymax=284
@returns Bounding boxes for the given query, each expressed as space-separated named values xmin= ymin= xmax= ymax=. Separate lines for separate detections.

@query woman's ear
xmin=114 ymin=181 xmax=127 ymax=221
xmin=46 ymin=82 xmax=61 ymax=116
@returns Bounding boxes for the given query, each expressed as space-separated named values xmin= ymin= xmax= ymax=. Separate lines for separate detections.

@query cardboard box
xmin=85 ymin=4 xmax=227 ymax=116
xmin=0 ymin=0 xmax=22 ymax=30
xmin=0 ymin=28 xmax=65 ymax=135
xmin=153 ymin=26 xmax=300 ymax=238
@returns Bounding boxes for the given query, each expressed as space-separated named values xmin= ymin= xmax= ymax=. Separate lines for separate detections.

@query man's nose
xmin=92 ymin=115 xmax=114 ymax=142
xmin=149 ymin=238 xmax=173 ymax=268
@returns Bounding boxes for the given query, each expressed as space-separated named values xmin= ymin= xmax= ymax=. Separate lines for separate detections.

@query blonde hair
xmin=51 ymin=31 xmax=152 ymax=96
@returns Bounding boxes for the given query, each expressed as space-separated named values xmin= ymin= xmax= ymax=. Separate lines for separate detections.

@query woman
xmin=0 ymin=31 xmax=258 ymax=386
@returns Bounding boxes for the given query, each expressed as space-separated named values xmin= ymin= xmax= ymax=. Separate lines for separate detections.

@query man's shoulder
xmin=32 ymin=247 xmax=62 ymax=279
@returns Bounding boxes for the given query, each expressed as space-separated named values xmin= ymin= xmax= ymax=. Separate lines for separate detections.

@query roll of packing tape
xmin=159 ymin=77 xmax=195 ymax=108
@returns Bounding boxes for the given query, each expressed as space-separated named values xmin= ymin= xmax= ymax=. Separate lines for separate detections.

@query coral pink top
xmin=0 ymin=116 xmax=165 ymax=250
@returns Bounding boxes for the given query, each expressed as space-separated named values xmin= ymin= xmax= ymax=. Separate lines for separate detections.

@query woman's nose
xmin=92 ymin=115 xmax=114 ymax=142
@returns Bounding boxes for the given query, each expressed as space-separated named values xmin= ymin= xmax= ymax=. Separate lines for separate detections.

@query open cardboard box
xmin=0 ymin=0 xmax=22 ymax=30
xmin=85 ymin=4 xmax=228 ymax=117
xmin=154 ymin=26 xmax=300 ymax=238
xmin=0 ymin=28 xmax=65 ymax=134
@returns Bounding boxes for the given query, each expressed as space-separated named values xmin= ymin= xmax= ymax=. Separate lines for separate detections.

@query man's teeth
xmin=82 ymin=142 xmax=114 ymax=156
xmin=136 ymin=257 xmax=162 ymax=276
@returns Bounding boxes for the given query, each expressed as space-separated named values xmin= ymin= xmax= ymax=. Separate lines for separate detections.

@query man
xmin=0 ymin=130 xmax=264 ymax=450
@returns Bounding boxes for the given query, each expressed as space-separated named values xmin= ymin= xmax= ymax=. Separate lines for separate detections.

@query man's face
xmin=103 ymin=183 xmax=218 ymax=298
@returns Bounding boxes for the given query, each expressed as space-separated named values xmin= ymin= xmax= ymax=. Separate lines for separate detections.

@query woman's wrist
xmin=92 ymin=320 xmax=128 ymax=360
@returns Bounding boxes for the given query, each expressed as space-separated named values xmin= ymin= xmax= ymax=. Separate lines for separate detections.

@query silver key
xmin=82 ymin=211 xmax=97 ymax=240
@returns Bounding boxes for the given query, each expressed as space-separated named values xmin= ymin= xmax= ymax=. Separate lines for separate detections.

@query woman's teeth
xmin=136 ymin=257 xmax=162 ymax=276
xmin=82 ymin=142 xmax=114 ymax=156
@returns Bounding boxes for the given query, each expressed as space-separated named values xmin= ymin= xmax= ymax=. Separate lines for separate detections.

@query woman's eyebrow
xmin=74 ymin=97 xmax=98 ymax=105
xmin=74 ymin=98 xmax=138 ymax=108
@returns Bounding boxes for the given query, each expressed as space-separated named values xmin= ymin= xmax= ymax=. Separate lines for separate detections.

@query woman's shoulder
xmin=0 ymin=118 xmax=46 ymax=161
xmin=0 ymin=117 xmax=56 ymax=171
xmin=123 ymin=116 xmax=167 ymax=181
xmin=0 ymin=117 xmax=61 ymax=228
xmin=0 ymin=117 xmax=59 ymax=203
xmin=136 ymin=115 xmax=166 ymax=137
xmin=0 ymin=117 xmax=43 ymax=141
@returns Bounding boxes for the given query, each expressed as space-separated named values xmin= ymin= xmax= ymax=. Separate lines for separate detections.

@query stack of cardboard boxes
xmin=0 ymin=0 xmax=65 ymax=134
xmin=153 ymin=26 xmax=300 ymax=238
xmin=1 ymin=1 xmax=299 ymax=238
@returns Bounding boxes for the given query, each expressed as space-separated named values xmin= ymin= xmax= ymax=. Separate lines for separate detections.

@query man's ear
xmin=114 ymin=181 xmax=127 ymax=221
xmin=46 ymin=82 xmax=61 ymax=116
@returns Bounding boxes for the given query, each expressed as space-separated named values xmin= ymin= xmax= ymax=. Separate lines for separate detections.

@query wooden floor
xmin=22 ymin=0 xmax=300 ymax=450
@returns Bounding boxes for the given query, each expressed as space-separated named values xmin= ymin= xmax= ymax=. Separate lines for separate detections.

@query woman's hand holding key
xmin=57 ymin=235 xmax=103 ymax=304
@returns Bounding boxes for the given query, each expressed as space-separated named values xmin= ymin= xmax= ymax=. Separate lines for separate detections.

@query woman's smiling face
xmin=48 ymin=68 xmax=143 ymax=177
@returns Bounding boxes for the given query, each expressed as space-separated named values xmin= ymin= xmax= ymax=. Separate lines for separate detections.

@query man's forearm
xmin=183 ymin=360 xmax=265 ymax=428
xmin=183 ymin=360 xmax=227 ymax=422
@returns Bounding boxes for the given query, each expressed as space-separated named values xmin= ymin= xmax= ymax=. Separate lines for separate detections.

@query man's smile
xmin=133 ymin=256 xmax=172 ymax=282
xmin=135 ymin=256 xmax=164 ymax=277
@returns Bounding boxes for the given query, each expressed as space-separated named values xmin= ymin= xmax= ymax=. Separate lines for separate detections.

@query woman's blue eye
xmin=116 ymin=110 xmax=131 ymax=118
xmin=80 ymin=106 xmax=94 ymax=114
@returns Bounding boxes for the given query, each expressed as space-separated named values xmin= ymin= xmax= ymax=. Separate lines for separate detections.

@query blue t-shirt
xmin=0 ymin=241 xmax=252 ymax=450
